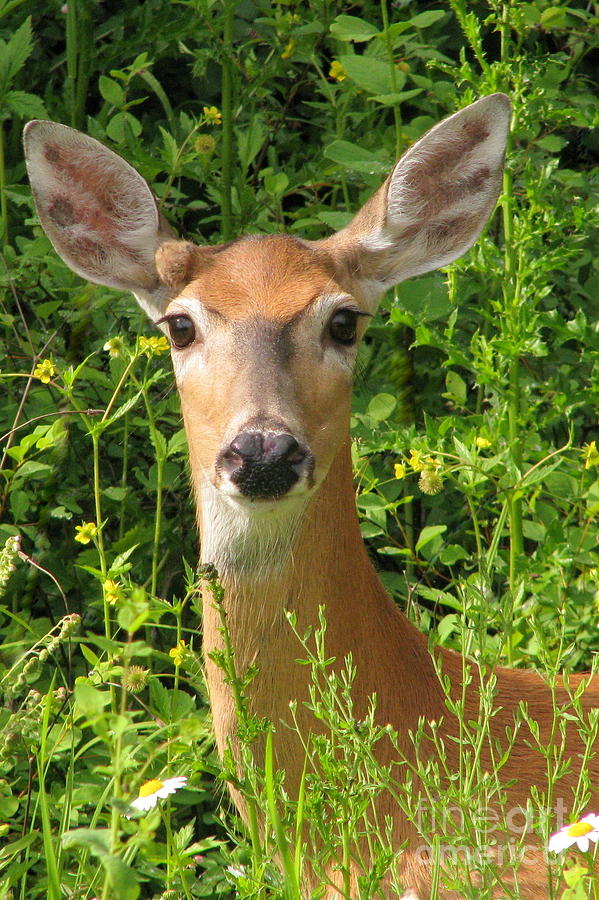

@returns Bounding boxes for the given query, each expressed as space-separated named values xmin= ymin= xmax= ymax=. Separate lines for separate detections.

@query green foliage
xmin=0 ymin=0 xmax=598 ymax=898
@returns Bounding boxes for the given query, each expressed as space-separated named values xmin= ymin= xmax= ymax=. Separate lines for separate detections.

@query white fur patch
xmin=199 ymin=477 xmax=308 ymax=578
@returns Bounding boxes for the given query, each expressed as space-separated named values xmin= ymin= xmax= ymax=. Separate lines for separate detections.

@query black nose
xmin=218 ymin=431 xmax=311 ymax=499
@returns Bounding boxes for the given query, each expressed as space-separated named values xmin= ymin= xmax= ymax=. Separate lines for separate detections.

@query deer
xmin=23 ymin=94 xmax=599 ymax=899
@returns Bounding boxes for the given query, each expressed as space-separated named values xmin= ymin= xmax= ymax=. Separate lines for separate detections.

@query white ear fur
xmin=23 ymin=120 xmax=175 ymax=318
xmin=322 ymin=94 xmax=511 ymax=308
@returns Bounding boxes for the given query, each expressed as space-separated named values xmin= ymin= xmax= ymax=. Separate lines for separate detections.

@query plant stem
xmin=221 ymin=0 xmax=235 ymax=239
xmin=207 ymin=573 xmax=263 ymax=864
xmin=74 ymin=0 xmax=93 ymax=130
xmin=65 ymin=0 xmax=78 ymax=127
xmin=498 ymin=8 xmax=524 ymax=587
xmin=37 ymin=687 xmax=61 ymax=900
xmin=102 ymin=643 xmax=130 ymax=900
xmin=119 ymin=413 xmax=129 ymax=541
xmin=380 ymin=0 xmax=402 ymax=158
xmin=141 ymin=383 xmax=164 ymax=598
xmin=0 ymin=123 xmax=7 ymax=248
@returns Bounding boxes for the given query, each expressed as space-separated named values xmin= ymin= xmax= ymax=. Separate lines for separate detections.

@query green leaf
xmin=167 ymin=429 xmax=188 ymax=457
xmin=539 ymin=6 xmax=568 ymax=29
xmin=370 ymin=88 xmax=422 ymax=107
xmin=0 ymin=17 xmax=33 ymax=96
xmin=151 ymin=427 xmax=167 ymax=461
xmin=386 ymin=9 xmax=445 ymax=39
xmin=263 ymin=172 xmax=289 ymax=198
xmin=159 ymin=126 xmax=179 ymax=170
xmin=0 ymin=832 xmax=39 ymax=859
xmin=437 ymin=613 xmax=458 ymax=643
xmin=109 ymin=544 xmax=139 ymax=575
xmin=117 ymin=595 xmax=149 ymax=634
xmin=99 ymin=75 xmax=125 ymax=107
xmin=536 ymin=135 xmax=568 ymax=153
xmin=338 ymin=54 xmax=393 ymax=95
xmin=316 ymin=210 xmax=353 ymax=230
xmin=367 ymin=392 xmax=397 ymax=422
xmin=74 ymin=680 xmax=110 ymax=719
xmin=444 ymin=371 xmax=467 ymax=404
xmin=236 ymin=115 xmax=267 ymax=172
xmin=392 ymin=275 xmax=451 ymax=323
xmin=102 ymin=390 xmax=143 ymax=427
xmin=15 ymin=460 xmax=52 ymax=479
xmin=4 ymin=89 xmax=46 ymax=119
xmin=357 ymin=492 xmax=388 ymax=510
xmin=329 ymin=15 xmax=378 ymax=42
xmin=416 ymin=524 xmax=447 ymax=553
xmin=61 ymin=827 xmax=111 ymax=856
xmin=439 ymin=544 xmax=469 ymax=566
xmin=106 ymin=111 xmax=142 ymax=143
xmin=62 ymin=830 xmax=139 ymax=900
xmin=324 ymin=139 xmax=388 ymax=175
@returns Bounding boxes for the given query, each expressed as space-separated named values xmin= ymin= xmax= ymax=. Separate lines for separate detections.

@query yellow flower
xmin=281 ymin=39 xmax=295 ymax=59
xmin=75 ymin=522 xmax=98 ymax=545
xmin=203 ymin=105 xmax=222 ymax=125
xmin=194 ymin=134 xmax=216 ymax=155
xmin=103 ymin=337 xmax=124 ymax=358
xmin=103 ymin=579 xmax=120 ymax=605
xmin=476 ymin=436 xmax=492 ymax=449
xmin=329 ymin=60 xmax=346 ymax=82
xmin=138 ymin=335 xmax=170 ymax=357
xmin=394 ymin=462 xmax=407 ymax=480
xmin=169 ymin=640 xmax=187 ymax=667
xmin=408 ymin=449 xmax=426 ymax=472
xmin=582 ymin=441 xmax=599 ymax=470
xmin=34 ymin=359 xmax=56 ymax=384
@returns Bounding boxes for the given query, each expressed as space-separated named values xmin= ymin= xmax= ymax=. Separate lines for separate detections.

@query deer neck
xmin=195 ymin=440 xmax=445 ymax=761
xmin=197 ymin=439 xmax=375 ymax=644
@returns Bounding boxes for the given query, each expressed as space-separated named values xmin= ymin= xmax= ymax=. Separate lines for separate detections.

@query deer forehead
xmin=157 ymin=233 xmax=345 ymax=320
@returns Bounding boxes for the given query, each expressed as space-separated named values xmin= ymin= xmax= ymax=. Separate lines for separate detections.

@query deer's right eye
xmin=167 ymin=315 xmax=196 ymax=349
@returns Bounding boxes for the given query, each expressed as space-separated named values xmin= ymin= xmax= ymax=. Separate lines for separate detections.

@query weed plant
xmin=0 ymin=1 xmax=598 ymax=898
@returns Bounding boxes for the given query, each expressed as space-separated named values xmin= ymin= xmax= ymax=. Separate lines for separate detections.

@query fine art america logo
xmin=413 ymin=798 xmax=570 ymax=866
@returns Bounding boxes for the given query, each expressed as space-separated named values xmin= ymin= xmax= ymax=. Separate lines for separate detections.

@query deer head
xmin=23 ymin=95 xmax=510 ymax=574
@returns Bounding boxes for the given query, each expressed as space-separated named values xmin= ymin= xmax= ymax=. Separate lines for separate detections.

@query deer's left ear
xmin=321 ymin=94 xmax=511 ymax=309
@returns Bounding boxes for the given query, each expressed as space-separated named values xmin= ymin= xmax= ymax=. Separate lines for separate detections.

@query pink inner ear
xmin=31 ymin=133 xmax=162 ymax=283
xmin=43 ymin=142 xmax=131 ymax=236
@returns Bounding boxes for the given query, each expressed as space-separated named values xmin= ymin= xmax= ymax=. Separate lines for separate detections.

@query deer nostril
xmin=262 ymin=433 xmax=304 ymax=463
xmin=228 ymin=431 xmax=263 ymax=461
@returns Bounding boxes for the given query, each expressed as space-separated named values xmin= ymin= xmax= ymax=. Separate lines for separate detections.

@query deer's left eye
xmin=167 ymin=315 xmax=196 ymax=349
xmin=329 ymin=309 xmax=358 ymax=346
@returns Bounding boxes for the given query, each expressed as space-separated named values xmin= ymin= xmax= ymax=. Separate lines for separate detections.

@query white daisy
xmin=130 ymin=776 xmax=188 ymax=812
xmin=548 ymin=813 xmax=599 ymax=854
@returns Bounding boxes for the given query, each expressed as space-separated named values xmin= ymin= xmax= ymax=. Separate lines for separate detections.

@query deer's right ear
xmin=23 ymin=120 xmax=176 ymax=318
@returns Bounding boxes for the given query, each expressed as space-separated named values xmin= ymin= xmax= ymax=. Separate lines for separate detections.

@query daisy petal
xmin=130 ymin=794 xmax=159 ymax=811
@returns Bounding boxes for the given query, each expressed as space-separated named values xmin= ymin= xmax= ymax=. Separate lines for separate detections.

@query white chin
xmin=200 ymin=479 xmax=310 ymax=577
